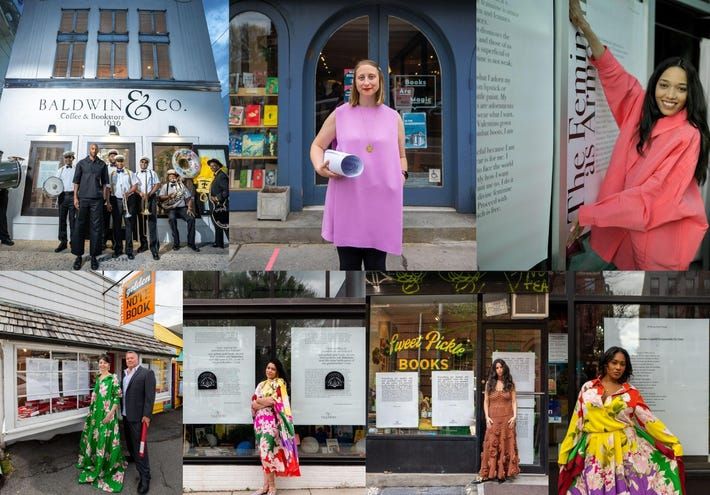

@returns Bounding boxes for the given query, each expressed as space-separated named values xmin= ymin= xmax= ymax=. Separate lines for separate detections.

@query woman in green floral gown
xmin=76 ymin=354 xmax=127 ymax=492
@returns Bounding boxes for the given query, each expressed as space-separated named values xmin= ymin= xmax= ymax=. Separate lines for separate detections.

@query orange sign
xmin=120 ymin=271 xmax=155 ymax=325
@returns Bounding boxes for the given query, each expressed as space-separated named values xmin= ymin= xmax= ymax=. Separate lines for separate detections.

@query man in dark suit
xmin=207 ymin=159 xmax=229 ymax=248
xmin=121 ymin=351 xmax=156 ymax=494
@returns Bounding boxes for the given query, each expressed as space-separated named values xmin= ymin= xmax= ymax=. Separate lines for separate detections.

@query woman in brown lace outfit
xmin=473 ymin=359 xmax=520 ymax=484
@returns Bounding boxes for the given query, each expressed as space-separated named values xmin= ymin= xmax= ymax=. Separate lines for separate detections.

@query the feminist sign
xmin=120 ymin=271 xmax=155 ymax=325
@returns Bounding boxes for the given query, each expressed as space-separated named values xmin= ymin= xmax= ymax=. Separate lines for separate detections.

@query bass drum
xmin=0 ymin=160 xmax=22 ymax=189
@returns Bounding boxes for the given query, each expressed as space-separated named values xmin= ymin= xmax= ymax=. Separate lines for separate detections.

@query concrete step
xmin=230 ymin=211 xmax=476 ymax=244
xmin=366 ymin=474 xmax=548 ymax=495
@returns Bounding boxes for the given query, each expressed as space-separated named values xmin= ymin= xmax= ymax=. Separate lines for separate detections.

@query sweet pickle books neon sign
xmin=386 ymin=329 xmax=468 ymax=370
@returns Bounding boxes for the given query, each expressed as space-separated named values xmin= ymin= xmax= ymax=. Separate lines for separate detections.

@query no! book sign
xmin=120 ymin=271 xmax=155 ymax=325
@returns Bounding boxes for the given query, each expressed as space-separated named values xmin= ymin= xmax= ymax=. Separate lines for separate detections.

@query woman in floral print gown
xmin=251 ymin=359 xmax=300 ymax=495
xmin=76 ymin=354 xmax=127 ymax=493
xmin=559 ymin=347 xmax=685 ymax=495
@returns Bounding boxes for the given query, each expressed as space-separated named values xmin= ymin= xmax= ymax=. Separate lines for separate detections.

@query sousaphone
xmin=172 ymin=149 xmax=201 ymax=179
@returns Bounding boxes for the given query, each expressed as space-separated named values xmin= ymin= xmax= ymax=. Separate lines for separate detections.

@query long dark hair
xmin=637 ymin=57 xmax=710 ymax=184
xmin=598 ymin=346 xmax=633 ymax=383
xmin=266 ymin=359 xmax=289 ymax=389
xmin=486 ymin=359 xmax=515 ymax=393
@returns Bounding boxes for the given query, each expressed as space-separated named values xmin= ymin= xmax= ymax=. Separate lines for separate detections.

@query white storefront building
xmin=0 ymin=0 xmax=226 ymax=241
xmin=0 ymin=271 xmax=176 ymax=445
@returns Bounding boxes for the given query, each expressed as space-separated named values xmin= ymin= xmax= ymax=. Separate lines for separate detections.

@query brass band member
xmin=136 ymin=156 xmax=161 ymax=260
xmin=54 ymin=150 xmax=77 ymax=252
xmin=207 ymin=159 xmax=229 ymax=248
xmin=72 ymin=143 xmax=109 ymax=270
xmin=108 ymin=154 xmax=138 ymax=259
xmin=0 ymin=149 xmax=13 ymax=247
xmin=103 ymin=149 xmax=119 ymax=250
xmin=158 ymin=169 xmax=200 ymax=252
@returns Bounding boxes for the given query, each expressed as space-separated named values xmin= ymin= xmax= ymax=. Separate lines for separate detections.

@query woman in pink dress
xmin=570 ymin=0 xmax=710 ymax=270
xmin=310 ymin=59 xmax=408 ymax=270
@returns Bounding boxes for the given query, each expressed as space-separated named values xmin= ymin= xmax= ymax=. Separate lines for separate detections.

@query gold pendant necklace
xmin=366 ymin=144 xmax=373 ymax=153
xmin=360 ymin=105 xmax=375 ymax=153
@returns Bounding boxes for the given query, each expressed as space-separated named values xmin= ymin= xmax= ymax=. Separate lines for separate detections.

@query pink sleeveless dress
xmin=322 ymin=103 xmax=404 ymax=255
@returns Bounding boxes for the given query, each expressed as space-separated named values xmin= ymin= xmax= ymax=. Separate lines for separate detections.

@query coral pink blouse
xmin=578 ymin=49 xmax=708 ymax=270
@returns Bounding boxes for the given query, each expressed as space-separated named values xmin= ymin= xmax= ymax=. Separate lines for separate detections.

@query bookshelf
xmin=228 ymin=74 xmax=279 ymax=192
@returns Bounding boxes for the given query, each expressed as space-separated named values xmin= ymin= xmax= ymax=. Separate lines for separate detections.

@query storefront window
xmin=388 ymin=16 xmax=442 ymax=187
xmin=368 ymin=296 xmax=477 ymax=436
xmin=21 ymin=141 xmax=72 ymax=217
xmin=183 ymin=318 xmax=366 ymax=459
xmin=99 ymin=10 xmax=127 ymax=34
xmin=16 ymin=347 xmax=101 ymax=421
xmin=575 ymin=271 xmax=710 ymax=297
xmin=145 ymin=357 xmax=170 ymax=394
xmin=152 ymin=142 xmax=193 ymax=181
xmin=313 ymin=16 xmax=368 ymax=187
xmin=97 ymin=42 xmax=128 ymax=79
xmin=96 ymin=143 xmax=137 ymax=171
xmin=229 ymin=11 xmax=279 ymax=191
xmin=139 ymin=10 xmax=167 ymax=35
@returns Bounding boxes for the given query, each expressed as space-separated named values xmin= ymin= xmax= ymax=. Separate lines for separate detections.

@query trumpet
xmin=140 ymin=194 xmax=150 ymax=216
xmin=122 ymin=194 xmax=131 ymax=218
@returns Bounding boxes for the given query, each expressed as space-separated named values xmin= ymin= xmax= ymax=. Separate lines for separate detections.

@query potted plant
xmin=257 ymin=186 xmax=290 ymax=222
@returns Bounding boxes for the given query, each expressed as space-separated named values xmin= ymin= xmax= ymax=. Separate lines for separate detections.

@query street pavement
xmin=0 ymin=240 xmax=228 ymax=270
xmin=229 ymin=242 xmax=477 ymax=270
xmin=2 ymin=408 xmax=183 ymax=495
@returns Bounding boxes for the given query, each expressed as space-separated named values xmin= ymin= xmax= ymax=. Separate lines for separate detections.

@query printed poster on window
xmin=290 ymin=327 xmax=366 ymax=425
xmin=38 ymin=160 xmax=59 ymax=188
xmin=62 ymin=360 xmax=90 ymax=394
xmin=604 ymin=318 xmax=709 ymax=456
xmin=376 ymin=372 xmax=419 ymax=428
xmin=431 ymin=371 xmax=475 ymax=426
xmin=26 ymin=357 xmax=59 ymax=401
xmin=491 ymin=351 xmax=535 ymax=393
xmin=183 ymin=326 xmax=255 ymax=424
xmin=403 ymin=112 xmax=427 ymax=149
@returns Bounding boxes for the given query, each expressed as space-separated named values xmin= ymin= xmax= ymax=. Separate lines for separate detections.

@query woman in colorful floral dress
xmin=76 ymin=354 xmax=127 ymax=493
xmin=473 ymin=359 xmax=520 ymax=484
xmin=251 ymin=359 xmax=300 ymax=495
xmin=559 ymin=347 xmax=685 ymax=495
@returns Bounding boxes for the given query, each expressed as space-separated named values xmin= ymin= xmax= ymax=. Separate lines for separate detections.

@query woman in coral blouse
xmin=251 ymin=359 xmax=300 ymax=495
xmin=558 ymin=347 xmax=685 ymax=495
xmin=570 ymin=0 xmax=710 ymax=270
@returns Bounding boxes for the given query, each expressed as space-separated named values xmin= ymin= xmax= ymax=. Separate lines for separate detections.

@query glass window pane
xmin=147 ymin=358 xmax=170 ymax=394
xmin=75 ymin=11 xmax=89 ymax=33
xmin=141 ymin=43 xmax=155 ymax=79
xmin=21 ymin=141 xmax=71 ymax=216
xmin=575 ymin=271 xmax=710 ymax=297
xmin=69 ymin=42 xmax=86 ymax=77
xmin=157 ymin=44 xmax=172 ymax=79
xmin=155 ymin=12 xmax=167 ymax=34
xmin=139 ymin=12 xmax=153 ymax=33
xmin=18 ymin=397 xmax=51 ymax=419
xmin=152 ymin=143 xmax=193 ymax=185
xmin=368 ymin=299 xmax=477 ymax=436
xmin=273 ymin=272 xmax=326 ymax=298
xmin=53 ymin=43 xmax=69 ymax=78
xmin=114 ymin=43 xmax=128 ymax=79
xmin=389 ymin=16 xmax=442 ymax=188
xmin=97 ymin=42 xmax=112 ymax=79
xmin=59 ymin=11 xmax=74 ymax=33
xmin=313 ymin=16 xmax=368 ymax=186
xmin=230 ymin=11 xmax=280 ymax=190
xmin=99 ymin=11 xmax=112 ymax=33
xmin=217 ymin=272 xmax=271 ymax=298
xmin=115 ymin=11 xmax=127 ymax=33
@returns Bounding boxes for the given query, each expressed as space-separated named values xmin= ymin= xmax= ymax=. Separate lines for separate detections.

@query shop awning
xmin=154 ymin=323 xmax=183 ymax=350
xmin=0 ymin=301 xmax=175 ymax=356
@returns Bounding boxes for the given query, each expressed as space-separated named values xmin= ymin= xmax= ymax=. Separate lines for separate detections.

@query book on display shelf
xmin=265 ymin=77 xmax=279 ymax=94
xmin=252 ymin=169 xmax=264 ymax=189
xmin=241 ymin=133 xmax=265 ymax=157
xmin=245 ymin=104 xmax=261 ymax=126
xmin=229 ymin=106 xmax=244 ymax=126
xmin=239 ymin=168 xmax=248 ymax=188
xmin=229 ymin=133 xmax=242 ymax=156
xmin=230 ymin=72 xmax=240 ymax=93
xmin=242 ymin=72 xmax=254 ymax=88
xmin=265 ymin=165 xmax=277 ymax=186
xmin=254 ymin=70 xmax=267 ymax=87
xmin=265 ymin=130 xmax=278 ymax=157
xmin=263 ymin=105 xmax=278 ymax=126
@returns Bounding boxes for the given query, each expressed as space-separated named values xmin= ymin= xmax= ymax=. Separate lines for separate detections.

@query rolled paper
xmin=324 ymin=149 xmax=364 ymax=178
xmin=139 ymin=421 xmax=149 ymax=458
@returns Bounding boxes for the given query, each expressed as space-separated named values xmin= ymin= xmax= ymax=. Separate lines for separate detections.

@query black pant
xmin=168 ymin=207 xmax=195 ymax=247
xmin=110 ymin=196 xmax=134 ymax=255
xmin=138 ymin=196 xmax=159 ymax=255
xmin=0 ymin=189 xmax=10 ymax=242
xmin=57 ymin=193 xmax=76 ymax=243
xmin=72 ymin=198 xmax=104 ymax=257
xmin=211 ymin=209 xmax=229 ymax=247
xmin=123 ymin=420 xmax=150 ymax=481
xmin=337 ymin=246 xmax=387 ymax=270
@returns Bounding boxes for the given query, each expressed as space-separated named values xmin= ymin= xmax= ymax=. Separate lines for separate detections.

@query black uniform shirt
xmin=73 ymin=155 xmax=109 ymax=199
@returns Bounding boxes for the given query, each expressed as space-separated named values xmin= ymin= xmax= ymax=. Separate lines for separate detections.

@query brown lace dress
xmin=479 ymin=389 xmax=520 ymax=480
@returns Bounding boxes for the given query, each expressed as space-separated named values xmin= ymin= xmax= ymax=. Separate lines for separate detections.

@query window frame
xmin=53 ymin=9 xmax=89 ymax=78
xmin=98 ymin=9 xmax=129 ymax=35
xmin=96 ymin=41 xmax=129 ymax=80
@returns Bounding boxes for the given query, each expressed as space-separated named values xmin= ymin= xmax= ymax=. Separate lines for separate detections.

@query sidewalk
xmin=0 ymin=240 xmax=228 ymax=270
xmin=2 ymin=408 xmax=183 ymax=495
xmin=229 ymin=242 xmax=477 ymax=270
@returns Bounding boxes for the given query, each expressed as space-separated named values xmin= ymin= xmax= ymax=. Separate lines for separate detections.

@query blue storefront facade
xmin=229 ymin=0 xmax=475 ymax=213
